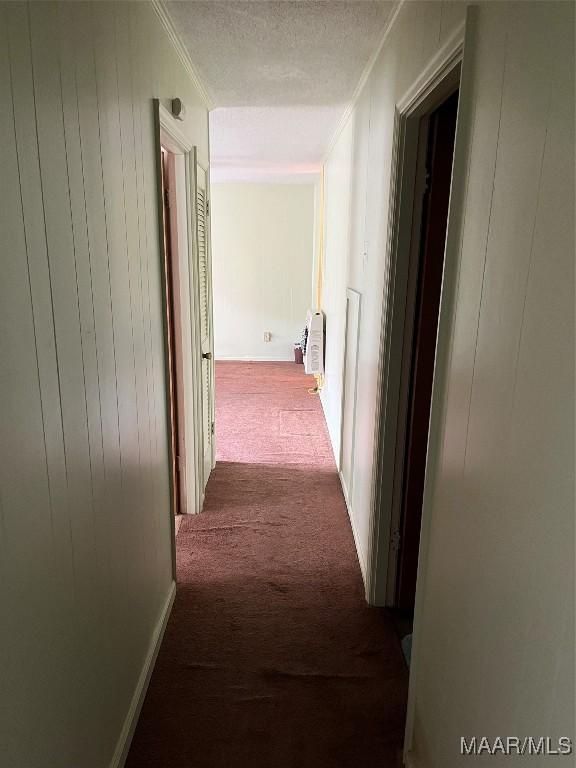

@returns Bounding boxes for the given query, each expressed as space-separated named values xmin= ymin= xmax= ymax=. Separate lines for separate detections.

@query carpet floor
xmin=126 ymin=361 xmax=408 ymax=767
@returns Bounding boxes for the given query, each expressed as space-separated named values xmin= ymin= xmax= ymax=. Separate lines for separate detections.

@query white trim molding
xmin=338 ymin=471 xmax=368 ymax=586
xmin=322 ymin=0 xmax=405 ymax=163
xmin=396 ymin=20 xmax=466 ymax=114
xmin=338 ymin=288 xmax=362 ymax=509
xmin=151 ymin=0 xmax=213 ymax=109
xmin=155 ymin=99 xmax=205 ymax=562
xmin=110 ymin=581 xmax=176 ymax=768
xmin=158 ymin=102 xmax=194 ymax=154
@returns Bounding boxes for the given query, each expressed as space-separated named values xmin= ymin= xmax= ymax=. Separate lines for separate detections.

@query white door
xmin=196 ymin=163 xmax=214 ymax=487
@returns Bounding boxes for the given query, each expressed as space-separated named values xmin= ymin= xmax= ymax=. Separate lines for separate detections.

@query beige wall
xmin=211 ymin=182 xmax=315 ymax=361
xmin=0 ymin=2 xmax=208 ymax=765
xmin=320 ymin=1 xmax=574 ymax=764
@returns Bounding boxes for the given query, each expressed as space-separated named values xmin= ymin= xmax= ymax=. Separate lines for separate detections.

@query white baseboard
xmin=338 ymin=470 xmax=368 ymax=587
xmin=110 ymin=580 xmax=176 ymax=768
xmin=215 ymin=355 xmax=294 ymax=362
xmin=319 ymin=392 xmax=341 ymax=468
xmin=316 ymin=393 xmax=368 ymax=591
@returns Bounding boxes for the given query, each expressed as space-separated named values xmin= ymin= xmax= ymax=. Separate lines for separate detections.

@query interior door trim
xmin=154 ymin=100 xmax=204 ymax=577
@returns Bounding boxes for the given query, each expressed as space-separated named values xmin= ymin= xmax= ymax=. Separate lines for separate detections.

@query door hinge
xmin=211 ymin=421 xmax=215 ymax=435
xmin=423 ymin=170 xmax=430 ymax=193
xmin=206 ymin=199 xmax=210 ymax=217
xmin=390 ymin=528 xmax=401 ymax=552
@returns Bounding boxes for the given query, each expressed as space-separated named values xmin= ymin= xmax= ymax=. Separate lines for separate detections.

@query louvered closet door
xmin=196 ymin=163 xmax=214 ymax=486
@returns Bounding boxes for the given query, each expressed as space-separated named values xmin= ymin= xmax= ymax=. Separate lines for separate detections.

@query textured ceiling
xmin=165 ymin=1 xmax=396 ymax=181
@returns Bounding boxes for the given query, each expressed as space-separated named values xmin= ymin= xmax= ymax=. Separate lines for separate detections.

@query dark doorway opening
xmin=395 ymin=89 xmax=460 ymax=615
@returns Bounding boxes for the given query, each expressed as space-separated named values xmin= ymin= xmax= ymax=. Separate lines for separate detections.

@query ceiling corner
xmin=151 ymin=0 xmax=215 ymax=110
xmin=322 ymin=0 xmax=405 ymax=163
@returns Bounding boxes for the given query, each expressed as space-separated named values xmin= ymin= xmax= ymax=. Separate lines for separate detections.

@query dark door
xmin=396 ymin=90 xmax=459 ymax=612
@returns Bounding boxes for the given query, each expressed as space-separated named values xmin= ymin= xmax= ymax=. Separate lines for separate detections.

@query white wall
xmin=0 ymin=2 xmax=209 ymax=766
xmin=320 ymin=1 xmax=574 ymax=764
xmin=322 ymin=1 xmax=468 ymax=580
xmin=211 ymin=182 xmax=315 ymax=361
xmin=321 ymin=118 xmax=354 ymax=457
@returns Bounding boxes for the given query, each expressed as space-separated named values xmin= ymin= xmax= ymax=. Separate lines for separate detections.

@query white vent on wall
xmin=304 ymin=310 xmax=324 ymax=375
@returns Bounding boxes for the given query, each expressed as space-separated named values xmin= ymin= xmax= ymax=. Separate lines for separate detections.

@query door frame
xmin=359 ymin=6 xmax=477 ymax=759
xmin=159 ymin=146 xmax=185 ymax=520
xmin=206 ymin=167 xmax=215 ymax=473
xmin=395 ymin=89 xmax=460 ymax=613
xmin=195 ymin=159 xmax=216 ymax=484
xmin=367 ymin=17 xmax=470 ymax=602
xmin=154 ymin=100 xmax=204 ymax=576
xmin=366 ymin=22 xmax=466 ymax=605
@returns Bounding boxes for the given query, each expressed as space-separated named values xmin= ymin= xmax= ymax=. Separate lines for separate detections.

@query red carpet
xmin=126 ymin=362 xmax=408 ymax=767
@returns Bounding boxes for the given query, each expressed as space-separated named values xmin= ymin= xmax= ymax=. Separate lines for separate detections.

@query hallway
xmin=127 ymin=362 xmax=408 ymax=767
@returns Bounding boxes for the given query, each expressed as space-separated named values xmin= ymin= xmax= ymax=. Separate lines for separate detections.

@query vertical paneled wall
xmin=320 ymin=1 xmax=574 ymax=764
xmin=412 ymin=3 xmax=574 ymax=763
xmin=0 ymin=3 xmax=208 ymax=766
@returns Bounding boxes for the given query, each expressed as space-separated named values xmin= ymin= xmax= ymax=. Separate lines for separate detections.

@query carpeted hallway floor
xmin=126 ymin=361 xmax=408 ymax=767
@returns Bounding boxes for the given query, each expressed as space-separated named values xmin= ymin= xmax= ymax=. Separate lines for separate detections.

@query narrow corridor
xmin=127 ymin=362 xmax=408 ymax=767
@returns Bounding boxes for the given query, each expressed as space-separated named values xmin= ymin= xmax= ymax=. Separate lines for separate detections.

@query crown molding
xmin=322 ymin=0 xmax=405 ymax=164
xmin=151 ymin=0 xmax=214 ymax=110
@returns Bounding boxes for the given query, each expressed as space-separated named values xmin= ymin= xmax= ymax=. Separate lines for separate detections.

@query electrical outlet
xmin=263 ymin=331 xmax=272 ymax=342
